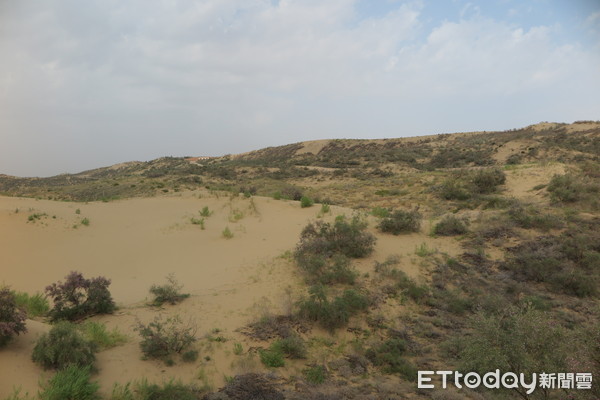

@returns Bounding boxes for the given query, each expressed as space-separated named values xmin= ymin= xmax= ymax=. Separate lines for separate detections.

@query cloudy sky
xmin=1 ymin=0 xmax=599 ymax=177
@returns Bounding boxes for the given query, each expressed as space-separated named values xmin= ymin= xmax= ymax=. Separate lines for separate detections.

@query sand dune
xmin=0 ymin=191 xmax=457 ymax=396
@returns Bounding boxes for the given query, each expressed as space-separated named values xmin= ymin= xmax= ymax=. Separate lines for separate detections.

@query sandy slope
xmin=0 ymin=192 xmax=460 ymax=397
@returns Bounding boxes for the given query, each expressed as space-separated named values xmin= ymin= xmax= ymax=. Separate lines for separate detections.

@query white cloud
xmin=0 ymin=0 xmax=599 ymax=176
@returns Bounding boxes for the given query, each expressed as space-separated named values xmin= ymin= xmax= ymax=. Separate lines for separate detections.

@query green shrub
xmin=181 ymin=349 xmax=199 ymax=363
xmin=433 ymin=215 xmax=468 ymax=236
xmin=437 ymin=179 xmax=471 ymax=201
xmin=371 ymin=206 xmax=390 ymax=218
xmin=377 ymin=209 xmax=422 ymax=235
xmin=12 ymin=291 xmax=49 ymax=318
xmin=78 ymin=321 xmax=127 ymax=350
xmin=149 ymin=274 xmax=190 ymax=306
xmin=303 ymin=365 xmax=326 ymax=384
xmin=135 ymin=316 xmax=197 ymax=362
xmin=506 ymin=205 xmax=562 ymax=231
xmin=300 ymin=196 xmax=314 ymax=208
xmin=470 ymin=168 xmax=506 ymax=194
xmin=375 ymin=267 xmax=429 ymax=303
xmin=454 ymin=304 xmax=567 ymax=397
xmin=233 ymin=342 xmax=243 ymax=355
xmin=272 ymin=335 xmax=307 ymax=359
xmin=259 ymin=348 xmax=285 ymax=368
xmin=297 ymin=285 xmax=369 ymax=331
xmin=135 ymin=380 xmax=205 ymax=400
xmin=366 ymin=338 xmax=417 ymax=380
xmin=296 ymin=254 xmax=358 ymax=285
xmin=45 ymin=271 xmax=116 ymax=322
xmin=547 ymin=173 xmax=600 ymax=204
xmin=0 ymin=288 xmax=27 ymax=347
xmin=295 ymin=215 xmax=376 ymax=259
xmin=81 ymin=218 xmax=90 ymax=226
xmin=39 ymin=366 xmax=100 ymax=400
xmin=32 ymin=322 xmax=97 ymax=370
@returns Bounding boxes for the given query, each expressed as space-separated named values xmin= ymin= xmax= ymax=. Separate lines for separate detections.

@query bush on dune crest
xmin=0 ymin=287 xmax=27 ymax=347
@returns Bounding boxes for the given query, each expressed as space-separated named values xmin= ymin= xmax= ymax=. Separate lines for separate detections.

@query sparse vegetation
xmin=300 ymin=196 xmax=314 ymax=208
xmin=432 ymin=215 xmax=468 ymax=236
xmin=297 ymin=285 xmax=369 ymax=331
xmin=199 ymin=206 xmax=213 ymax=217
xmin=149 ymin=274 xmax=190 ymax=306
xmin=78 ymin=321 xmax=127 ymax=350
xmin=135 ymin=316 xmax=197 ymax=363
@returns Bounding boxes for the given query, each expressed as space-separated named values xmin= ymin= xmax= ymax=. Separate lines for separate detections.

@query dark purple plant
xmin=45 ymin=271 xmax=116 ymax=321
xmin=0 ymin=288 xmax=27 ymax=346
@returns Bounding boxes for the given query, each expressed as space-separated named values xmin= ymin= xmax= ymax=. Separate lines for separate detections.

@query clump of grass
xmin=199 ymin=206 xmax=213 ymax=217
xmin=75 ymin=208 xmax=81 ymax=215
xmin=415 ymin=242 xmax=435 ymax=257
xmin=12 ymin=291 xmax=49 ymax=318
xmin=228 ymin=209 xmax=244 ymax=222
xmin=371 ymin=206 xmax=390 ymax=218
xmin=366 ymin=338 xmax=417 ymax=380
xmin=78 ymin=321 xmax=127 ymax=350
xmin=300 ymin=196 xmax=314 ymax=208
xmin=297 ymin=285 xmax=369 ymax=331
xmin=271 ymin=334 xmax=307 ymax=359
xmin=81 ymin=217 xmax=90 ymax=226
xmin=190 ymin=217 xmax=205 ymax=229
xmin=149 ymin=274 xmax=190 ymax=306
xmin=304 ymin=365 xmax=327 ymax=384
xmin=222 ymin=226 xmax=234 ymax=239
xmin=27 ymin=213 xmax=47 ymax=222
xmin=39 ymin=365 xmax=100 ymax=400
xmin=259 ymin=348 xmax=285 ymax=368
xmin=233 ymin=342 xmax=243 ymax=355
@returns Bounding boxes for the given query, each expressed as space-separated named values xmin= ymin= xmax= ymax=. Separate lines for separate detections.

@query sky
xmin=1 ymin=0 xmax=599 ymax=177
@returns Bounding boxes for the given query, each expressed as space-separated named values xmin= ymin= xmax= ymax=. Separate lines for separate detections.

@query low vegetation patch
xmin=78 ymin=321 xmax=127 ymax=350
xmin=39 ymin=366 xmax=100 ymax=400
xmin=377 ymin=209 xmax=422 ymax=235
xmin=149 ymin=274 xmax=190 ymax=306
xmin=12 ymin=291 xmax=49 ymax=318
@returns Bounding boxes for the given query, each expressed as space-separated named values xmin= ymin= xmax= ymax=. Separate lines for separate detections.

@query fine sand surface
xmin=0 ymin=191 xmax=461 ymax=397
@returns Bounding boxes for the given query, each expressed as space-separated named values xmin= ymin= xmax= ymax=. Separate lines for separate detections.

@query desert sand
xmin=0 ymin=190 xmax=462 ymax=397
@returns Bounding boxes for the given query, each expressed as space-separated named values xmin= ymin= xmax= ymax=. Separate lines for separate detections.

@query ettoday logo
xmin=418 ymin=370 xmax=593 ymax=394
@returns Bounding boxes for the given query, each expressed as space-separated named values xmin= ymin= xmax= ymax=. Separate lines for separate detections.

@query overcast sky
xmin=1 ymin=0 xmax=599 ymax=177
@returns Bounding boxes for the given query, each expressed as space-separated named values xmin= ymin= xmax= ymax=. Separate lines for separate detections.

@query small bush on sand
xmin=506 ymin=205 xmax=562 ymax=231
xmin=32 ymin=321 xmax=97 ymax=370
xmin=296 ymin=254 xmax=358 ymax=285
xmin=470 ymin=168 xmax=506 ymax=194
xmin=0 ymin=288 xmax=27 ymax=347
xmin=149 ymin=274 xmax=190 ymax=306
xmin=259 ymin=348 xmax=285 ymax=368
xmin=377 ymin=209 xmax=422 ymax=235
xmin=135 ymin=316 xmax=197 ymax=363
xmin=295 ymin=215 xmax=376 ymax=260
xmin=45 ymin=271 xmax=116 ymax=322
xmin=271 ymin=334 xmax=307 ymax=359
xmin=433 ymin=215 xmax=468 ymax=236
xmin=39 ymin=365 xmax=100 ymax=400
xmin=222 ymin=227 xmax=234 ymax=239
xmin=300 ymin=196 xmax=314 ymax=208
xmin=199 ymin=206 xmax=213 ymax=217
